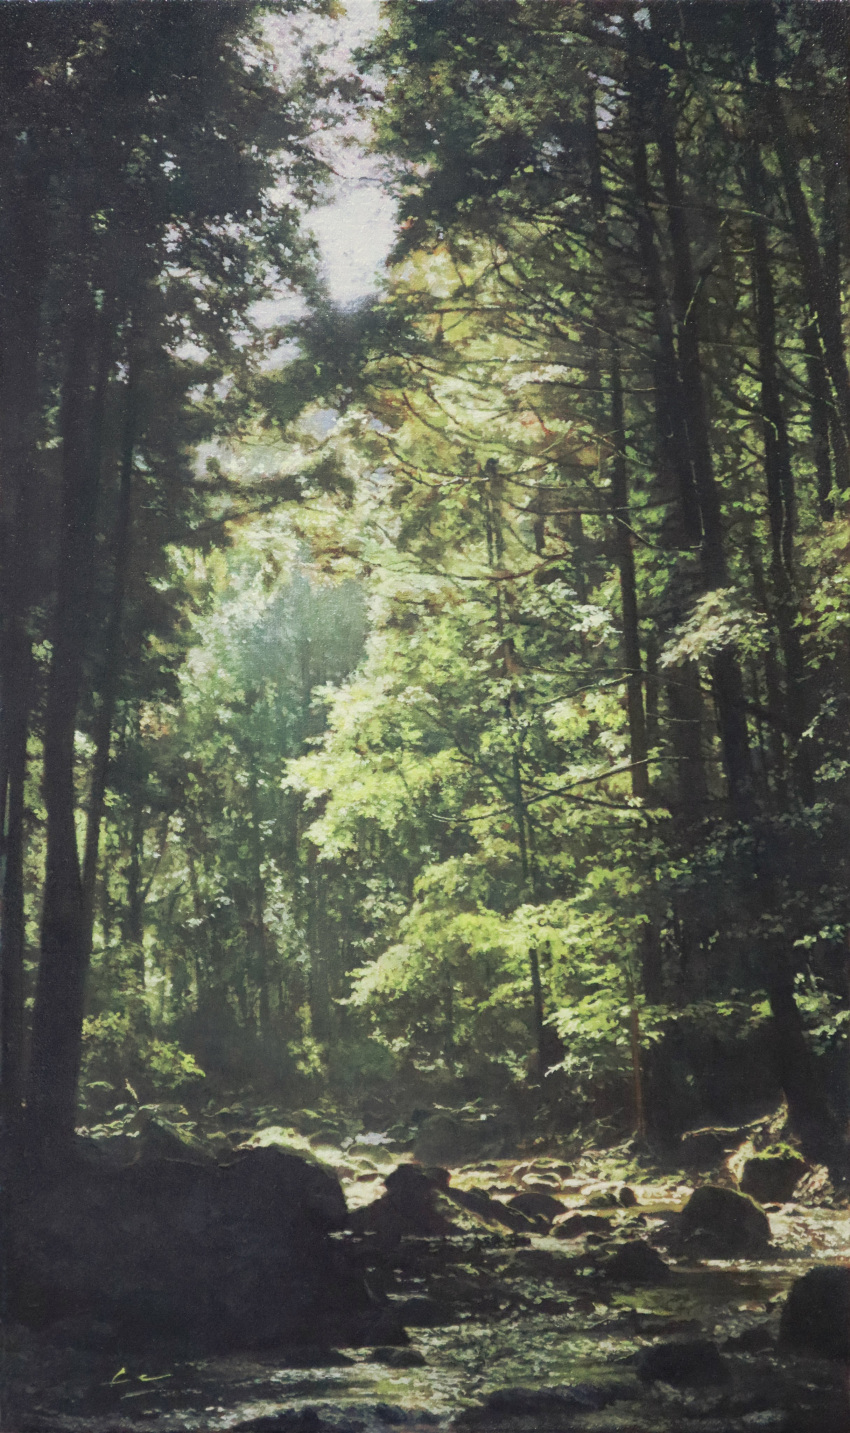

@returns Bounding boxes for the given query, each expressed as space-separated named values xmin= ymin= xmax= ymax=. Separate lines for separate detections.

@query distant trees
xmin=275 ymin=0 xmax=850 ymax=1162
xmin=6 ymin=0 xmax=850 ymax=1166
xmin=0 ymin=0 xmax=332 ymax=1149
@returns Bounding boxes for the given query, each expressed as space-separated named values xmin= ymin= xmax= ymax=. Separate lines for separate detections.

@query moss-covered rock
xmin=679 ymin=1184 xmax=770 ymax=1256
xmin=740 ymin=1145 xmax=807 ymax=1203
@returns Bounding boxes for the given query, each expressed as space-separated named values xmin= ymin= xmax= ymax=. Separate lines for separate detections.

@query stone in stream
xmin=233 ymin=1412 xmax=323 ymax=1433
xmin=618 ymin=1185 xmax=638 ymax=1207
xmin=348 ymin=1163 xmax=454 ymax=1241
xmin=679 ymin=1124 xmax=749 ymax=1171
xmin=779 ymin=1266 xmax=850 ymax=1361
xmin=453 ymin=1382 xmax=620 ymax=1426
xmin=10 ymin=1145 xmax=372 ymax=1351
xmin=413 ymin=1111 xmax=517 ymax=1166
xmin=553 ymin=1211 xmax=611 ymax=1238
xmin=506 ymin=1190 xmax=565 ymax=1224
xmin=740 ymin=1147 xmax=808 ymax=1203
xmin=371 ymin=1345 xmax=428 ymax=1366
xmin=605 ymin=1238 xmax=670 ymax=1283
xmin=637 ymin=1339 xmax=728 ymax=1385
xmin=678 ymin=1184 xmax=771 ymax=1255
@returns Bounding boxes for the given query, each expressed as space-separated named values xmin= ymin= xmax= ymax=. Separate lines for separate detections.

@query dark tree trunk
xmin=609 ymin=345 xmax=649 ymax=801
xmin=752 ymin=6 xmax=850 ymax=460
xmin=0 ymin=178 xmax=47 ymax=1131
xmin=27 ymin=287 xmax=109 ymax=1149
xmin=651 ymin=80 xmax=755 ymax=822
xmin=82 ymin=357 xmax=137 ymax=948
xmin=803 ymin=315 xmax=842 ymax=511
xmin=766 ymin=961 xmax=848 ymax=1175
xmin=746 ymin=149 xmax=813 ymax=802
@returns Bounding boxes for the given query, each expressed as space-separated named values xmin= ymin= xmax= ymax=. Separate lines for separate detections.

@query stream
xmin=5 ymin=1155 xmax=850 ymax=1433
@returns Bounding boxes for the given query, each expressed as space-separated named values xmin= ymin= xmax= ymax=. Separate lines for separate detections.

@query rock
xmin=618 ymin=1185 xmax=637 ymax=1207
xmin=605 ymin=1239 xmax=670 ymax=1284
xmin=680 ymin=1126 xmax=748 ymax=1171
xmin=779 ymin=1266 xmax=850 ymax=1360
xmin=371 ymin=1346 xmax=427 ymax=1367
xmin=413 ymin=1111 xmax=517 ymax=1166
xmin=233 ymin=1413 xmax=322 ymax=1433
xmin=585 ymin=1190 xmax=619 ymax=1208
xmin=679 ymin=1185 xmax=770 ymax=1256
xmin=10 ymin=1146 xmax=370 ymax=1350
xmin=507 ymin=1191 xmax=564 ymax=1224
xmin=553 ymin=1212 xmax=611 ymax=1238
xmin=447 ymin=1184 xmax=533 ymax=1232
xmin=637 ymin=1339 xmax=728 ymax=1385
xmin=725 ymin=1324 xmax=775 ymax=1353
xmin=348 ymin=1164 xmax=454 ymax=1242
xmin=454 ymin=1383 xmax=618 ymax=1425
xmin=398 ymin=1295 xmax=454 ymax=1327
xmin=740 ymin=1147 xmax=808 ymax=1203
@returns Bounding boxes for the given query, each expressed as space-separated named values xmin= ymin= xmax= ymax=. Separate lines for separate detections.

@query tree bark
xmin=27 ymin=285 xmax=110 ymax=1148
xmin=746 ymin=149 xmax=813 ymax=802
xmin=608 ymin=345 xmax=649 ymax=800
xmin=0 ymin=167 xmax=48 ymax=1130
xmin=82 ymin=354 xmax=138 ymax=949
xmin=650 ymin=75 xmax=755 ymax=822
xmin=752 ymin=5 xmax=850 ymax=464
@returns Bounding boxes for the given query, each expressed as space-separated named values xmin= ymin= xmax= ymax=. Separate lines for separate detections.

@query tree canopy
xmin=2 ymin=0 xmax=850 ymax=1173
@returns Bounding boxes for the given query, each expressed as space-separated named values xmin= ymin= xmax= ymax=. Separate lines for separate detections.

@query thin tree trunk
xmin=609 ymin=345 xmax=649 ymax=801
xmin=0 ymin=186 xmax=46 ymax=1131
xmin=746 ymin=149 xmax=813 ymax=802
xmin=82 ymin=354 xmax=138 ymax=947
xmin=752 ymin=5 xmax=850 ymax=461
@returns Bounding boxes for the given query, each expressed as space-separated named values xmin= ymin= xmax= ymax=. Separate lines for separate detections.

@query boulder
xmin=637 ymin=1339 xmax=728 ymax=1385
xmin=678 ymin=1184 xmax=770 ymax=1256
xmin=585 ymin=1190 xmax=619 ymax=1209
xmin=779 ymin=1267 xmax=850 ymax=1361
xmin=618 ymin=1186 xmax=637 ymax=1208
xmin=413 ymin=1112 xmax=516 ymax=1166
xmin=553 ymin=1212 xmax=611 ymax=1239
xmin=348 ymin=1163 xmax=453 ymax=1242
xmin=454 ymin=1384 xmax=616 ymax=1425
xmin=10 ymin=1146 xmax=370 ymax=1350
xmin=679 ymin=1126 xmax=747 ymax=1172
xmin=507 ymin=1191 xmax=565 ymax=1224
xmin=605 ymin=1240 xmax=670 ymax=1284
xmin=740 ymin=1147 xmax=807 ymax=1203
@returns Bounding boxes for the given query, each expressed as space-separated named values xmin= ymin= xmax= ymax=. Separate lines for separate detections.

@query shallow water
xmin=8 ymin=1163 xmax=850 ymax=1433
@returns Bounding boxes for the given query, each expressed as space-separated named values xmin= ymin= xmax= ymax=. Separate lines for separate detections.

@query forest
xmin=4 ymin=3 xmax=850 ymax=1430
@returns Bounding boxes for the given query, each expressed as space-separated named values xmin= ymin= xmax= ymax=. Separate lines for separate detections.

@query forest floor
xmin=5 ymin=1112 xmax=850 ymax=1433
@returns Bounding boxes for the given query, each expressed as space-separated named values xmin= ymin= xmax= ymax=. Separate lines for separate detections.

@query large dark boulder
xmin=637 ymin=1340 xmax=728 ymax=1386
xmin=678 ymin=1184 xmax=771 ymax=1256
xmin=10 ymin=1146 xmax=370 ymax=1350
xmin=605 ymin=1239 xmax=670 ymax=1284
xmin=740 ymin=1147 xmax=808 ymax=1204
xmin=679 ymin=1126 xmax=748 ymax=1172
xmin=506 ymin=1191 xmax=565 ymax=1225
xmin=780 ymin=1267 xmax=850 ymax=1361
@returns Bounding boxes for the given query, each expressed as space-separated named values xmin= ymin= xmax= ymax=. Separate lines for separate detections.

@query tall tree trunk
xmin=746 ymin=149 xmax=813 ymax=802
xmin=82 ymin=354 xmax=138 ymax=948
xmin=803 ymin=316 xmax=840 ymax=514
xmin=752 ymin=5 xmax=850 ymax=466
xmin=608 ymin=345 xmax=649 ymax=801
xmin=27 ymin=285 xmax=110 ymax=1149
xmin=0 ymin=179 xmax=46 ymax=1131
xmin=651 ymin=77 xmax=755 ymax=821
